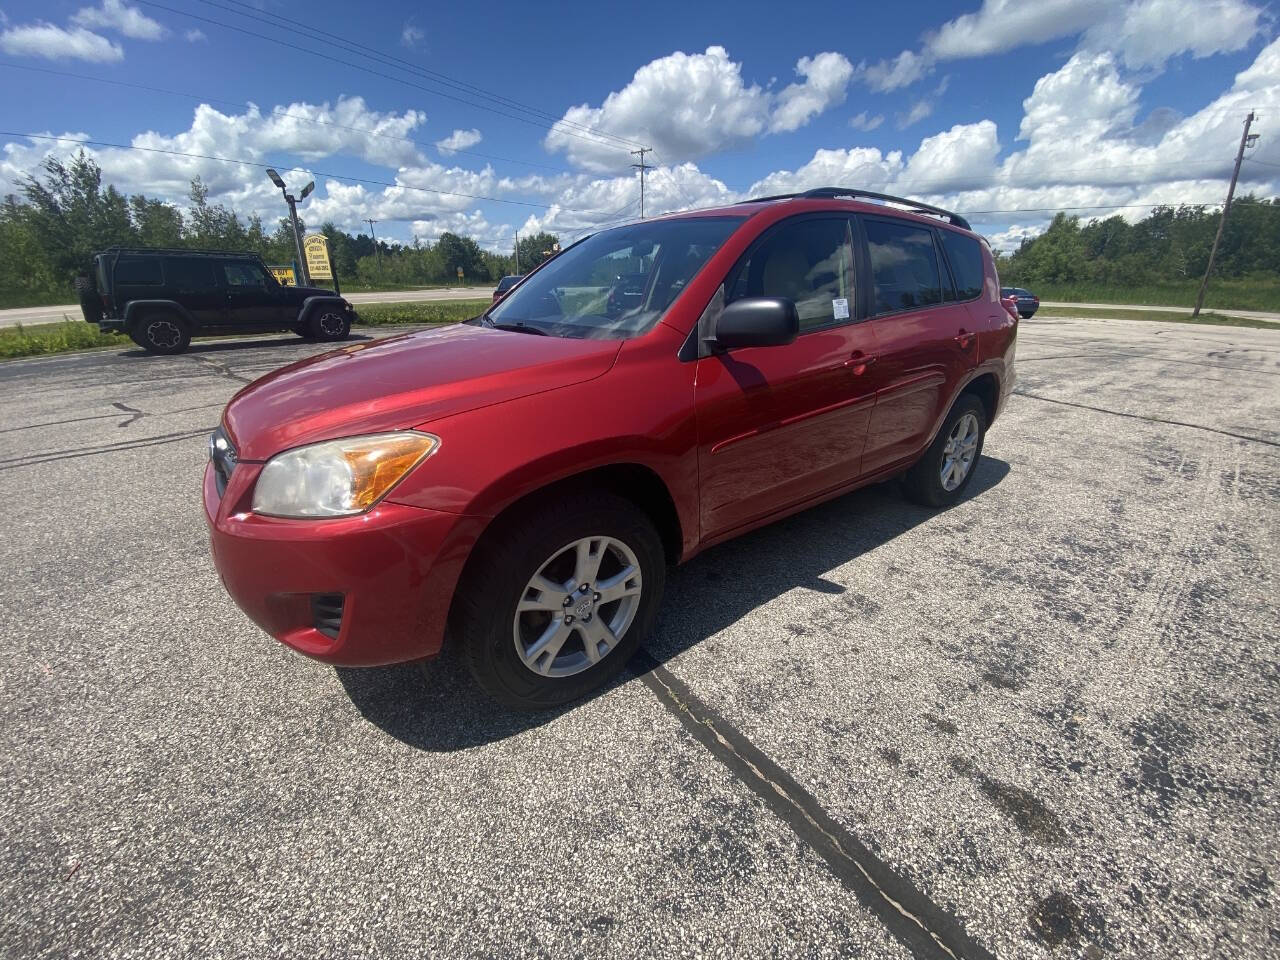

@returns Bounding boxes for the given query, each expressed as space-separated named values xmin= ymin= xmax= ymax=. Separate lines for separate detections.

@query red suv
xmin=205 ymin=188 xmax=1017 ymax=709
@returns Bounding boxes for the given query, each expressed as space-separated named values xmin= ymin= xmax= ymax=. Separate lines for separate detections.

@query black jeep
xmin=77 ymin=247 xmax=358 ymax=354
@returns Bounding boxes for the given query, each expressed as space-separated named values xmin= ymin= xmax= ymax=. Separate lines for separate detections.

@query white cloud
xmin=769 ymin=52 xmax=854 ymax=133
xmin=0 ymin=22 xmax=123 ymax=61
xmin=928 ymin=0 xmax=1111 ymax=60
xmin=986 ymin=223 xmax=1044 ymax=253
xmin=401 ymin=22 xmax=423 ymax=47
xmin=861 ymin=0 xmax=1265 ymax=91
xmin=849 ymin=111 xmax=884 ymax=132
xmin=436 ymin=128 xmax=482 ymax=155
xmin=71 ymin=0 xmax=165 ymax=41
xmin=1017 ymin=52 xmax=1138 ymax=143
xmin=545 ymin=46 xmax=853 ymax=170
xmin=185 ymin=29 xmax=206 ymax=43
xmin=1081 ymin=0 xmax=1263 ymax=69
xmin=859 ymin=49 xmax=932 ymax=92
xmin=897 ymin=99 xmax=934 ymax=129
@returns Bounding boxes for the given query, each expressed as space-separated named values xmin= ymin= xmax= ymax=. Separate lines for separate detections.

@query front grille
xmin=311 ymin=593 xmax=345 ymax=640
xmin=208 ymin=426 xmax=237 ymax=496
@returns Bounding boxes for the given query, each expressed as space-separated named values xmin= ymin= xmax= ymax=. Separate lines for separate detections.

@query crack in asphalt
xmin=635 ymin=652 xmax=996 ymax=960
xmin=112 ymin=401 xmax=144 ymax=428
xmin=192 ymin=355 xmax=252 ymax=385
xmin=0 ymin=427 xmax=212 ymax=471
xmin=1012 ymin=390 xmax=1280 ymax=448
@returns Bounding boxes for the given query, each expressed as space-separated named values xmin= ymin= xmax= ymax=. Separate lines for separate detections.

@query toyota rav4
xmin=205 ymin=188 xmax=1017 ymax=709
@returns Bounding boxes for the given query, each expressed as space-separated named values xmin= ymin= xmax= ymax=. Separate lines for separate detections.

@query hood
xmin=223 ymin=324 xmax=621 ymax=461
xmin=292 ymin=285 xmax=338 ymax=299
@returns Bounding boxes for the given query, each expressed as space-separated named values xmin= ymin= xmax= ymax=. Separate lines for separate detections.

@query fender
xmin=122 ymin=299 xmax=196 ymax=330
xmin=923 ymin=361 xmax=1007 ymax=452
xmin=299 ymin=295 xmax=351 ymax=323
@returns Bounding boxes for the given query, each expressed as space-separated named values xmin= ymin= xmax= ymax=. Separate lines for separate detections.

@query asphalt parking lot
xmin=1 ymin=316 xmax=1276 ymax=959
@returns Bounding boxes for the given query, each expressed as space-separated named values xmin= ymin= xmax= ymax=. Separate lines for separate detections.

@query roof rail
xmin=737 ymin=187 xmax=971 ymax=231
xmin=101 ymin=246 xmax=263 ymax=258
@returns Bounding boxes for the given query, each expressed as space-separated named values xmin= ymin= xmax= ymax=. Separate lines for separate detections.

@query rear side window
xmin=223 ymin=262 xmax=268 ymax=287
xmin=864 ymin=219 xmax=942 ymax=314
xmin=497 ymin=275 xmax=521 ymax=292
xmin=164 ymin=257 xmax=216 ymax=288
xmin=727 ymin=217 xmax=855 ymax=331
xmin=115 ymin=257 xmax=163 ymax=285
xmin=940 ymin=231 xmax=985 ymax=301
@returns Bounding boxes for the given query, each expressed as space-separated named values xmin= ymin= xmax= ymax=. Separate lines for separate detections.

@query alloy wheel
xmin=940 ymin=412 xmax=980 ymax=491
xmin=512 ymin=536 xmax=643 ymax=678
xmin=318 ymin=311 xmax=346 ymax=337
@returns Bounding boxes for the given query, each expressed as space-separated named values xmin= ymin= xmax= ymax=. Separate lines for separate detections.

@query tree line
xmin=994 ymin=198 xmax=1279 ymax=287
xmin=0 ymin=152 xmax=561 ymax=299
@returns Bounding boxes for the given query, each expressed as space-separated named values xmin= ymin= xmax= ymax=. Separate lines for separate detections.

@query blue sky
xmin=1 ymin=0 xmax=1277 ymax=250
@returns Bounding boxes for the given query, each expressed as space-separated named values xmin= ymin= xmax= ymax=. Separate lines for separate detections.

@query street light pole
xmin=267 ymin=168 xmax=315 ymax=286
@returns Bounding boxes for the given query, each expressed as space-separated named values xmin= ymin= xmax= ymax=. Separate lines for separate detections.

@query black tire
xmin=452 ymin=491 xmax=666 ymax=710
xmin=128 ymin=311 xmax=191 ymax=355
xmin=74 ymin=276 xmax=102 ymax=324
xmin=308 ymin=306 xmax=350 ymax=342
xmin=902 ymin=393 xmax=987 ymax=508
xmin=292 ymin=324 xmax=315 ymax=340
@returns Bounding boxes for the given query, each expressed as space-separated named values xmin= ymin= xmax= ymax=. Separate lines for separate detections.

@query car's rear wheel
xmin=902 ymin=394 xmax=986 ymax=508
xmin=453 ymin=492 xmax=665 ymax=710
xmin=129 ymin=312 xmax=191 ymax=355
xmin=308 ymin=307 xmax=350 ymax=342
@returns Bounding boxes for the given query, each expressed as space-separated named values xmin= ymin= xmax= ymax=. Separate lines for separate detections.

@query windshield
xmin=486 ymin=216 xmax=742 ymax=339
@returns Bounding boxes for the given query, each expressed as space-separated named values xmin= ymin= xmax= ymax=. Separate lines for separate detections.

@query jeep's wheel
xmin=309 ymin=307 xmax=350 ymax=342
xmin=453 ymin=492 xmax=665 ymax=710
xmin=902 ymin=394 xmax=986 ymax=508
xmin=292 ymin=323 xmax=315 ymax=340
xmin=129 ymin=313 xmax=191 ymax=355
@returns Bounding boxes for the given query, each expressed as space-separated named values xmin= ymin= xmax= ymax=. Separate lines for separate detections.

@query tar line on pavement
xmin=633 ymin=650 xmax=996 ymax=960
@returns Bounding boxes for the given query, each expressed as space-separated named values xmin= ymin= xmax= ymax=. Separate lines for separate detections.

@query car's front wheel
xmin=308 ymin=306 xmax=350 ymax=342
xmin=129 ymin=312 xmax=191 ymax=355
xmin=902 ymin=394 xmax=987 ymax=508
xmin=453 ymin=492 xmax=665 ymax=710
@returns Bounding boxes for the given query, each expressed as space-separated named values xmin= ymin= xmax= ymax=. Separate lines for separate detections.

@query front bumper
xmin=203 ymin=461 xmax=484 ymax=666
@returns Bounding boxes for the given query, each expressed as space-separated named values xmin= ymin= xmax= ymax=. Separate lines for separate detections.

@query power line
xmin=198 ymin=0 xmax=647 ymax=152
xmin=0 ymin=61 xmax=574 ymax=176
xmin=134 ymin=0 xmax=641 ymax=157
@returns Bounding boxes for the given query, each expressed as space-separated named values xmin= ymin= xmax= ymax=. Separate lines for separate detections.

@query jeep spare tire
xmin=75 ymin=276 xmax=102 ymax=324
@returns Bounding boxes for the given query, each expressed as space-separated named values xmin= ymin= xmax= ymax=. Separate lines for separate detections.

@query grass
xmin=1034 ymin=305 xmax=1278 ymax=329
xmin=0 ymin=320 xmax=128 ymax=359
xmin=0 ymin=283 xmax=487 ymax=310
xmin=353 ymin=299 xmax=489 ymax=326
xmin=0 ymin=300 xmax=488 ymax=361
xmin=1026 ymin=279 xmax=1280 ymax=313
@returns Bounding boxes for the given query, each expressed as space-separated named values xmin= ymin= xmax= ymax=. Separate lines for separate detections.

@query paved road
xmin=1040 ymin=301 xmax=1280 ymax=323
xmin=1 ymin=318 xmax=1277 ymax=958
xmin=0 ymin=286 xmax=494 ymax=329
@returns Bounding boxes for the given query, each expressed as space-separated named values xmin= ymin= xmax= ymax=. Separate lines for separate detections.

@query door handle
xmin=844 ymin=351 xmax=878 ymax=375
xmin=954 ymin=329 xmax=974 ymax=348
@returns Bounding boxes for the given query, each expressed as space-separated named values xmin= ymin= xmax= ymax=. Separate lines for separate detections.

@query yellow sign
xmin=456 ymin=266 xmax=464 ymax=279
xmin=304 ymin=233 xmax=333 ymax=280
xmin=268 ymin=264 xmax=295 ymax=286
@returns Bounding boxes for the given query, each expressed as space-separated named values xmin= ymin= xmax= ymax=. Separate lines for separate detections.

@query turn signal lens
xmin=252 ymin=432 xmax=439 ymax=518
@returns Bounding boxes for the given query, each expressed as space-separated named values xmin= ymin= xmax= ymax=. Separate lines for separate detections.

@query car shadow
xmin=336 ymin=456 xmax=1011 ymax=751
xmin=117 ymin=333 xmax=375 ymax=358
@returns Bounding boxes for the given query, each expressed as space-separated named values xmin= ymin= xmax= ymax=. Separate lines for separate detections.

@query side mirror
xmin=709 ymin=297 xmax=799 ymax=351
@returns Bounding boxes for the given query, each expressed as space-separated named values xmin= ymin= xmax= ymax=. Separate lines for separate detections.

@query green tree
xmin=436 ymin=232 xmax=485 ymax=281
xmin=129 ymin=195 xmax=184 ymax=247
xmin=516 ymin=231 xmax=561 ymax=272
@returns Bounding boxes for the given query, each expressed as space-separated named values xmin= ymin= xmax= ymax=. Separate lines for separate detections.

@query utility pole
xmin=631 ymin=147 xmax=652 ymax=219
xmin=365 ymin=218 xmax=380 ymax=266
xmin=514 ymin=233 xmax=519 ymax=274
xmin=1193 ymin=111 xmax=1258 ymax=318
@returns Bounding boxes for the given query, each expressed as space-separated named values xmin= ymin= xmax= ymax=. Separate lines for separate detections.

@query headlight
xmin=251 ymin=431 xmax=439 ymax=518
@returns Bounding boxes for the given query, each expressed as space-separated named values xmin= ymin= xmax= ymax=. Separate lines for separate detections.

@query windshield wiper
xmin=483 ymin=317 xmax=548 ymax=336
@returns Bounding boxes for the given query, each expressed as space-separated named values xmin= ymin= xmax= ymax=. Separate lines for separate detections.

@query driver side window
xmin=727 ymin=218 xmax=855 ymax=331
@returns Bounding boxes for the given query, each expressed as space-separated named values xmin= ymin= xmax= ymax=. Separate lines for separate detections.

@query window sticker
xmin=832 ymin=297 xmax=850 ymax=320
